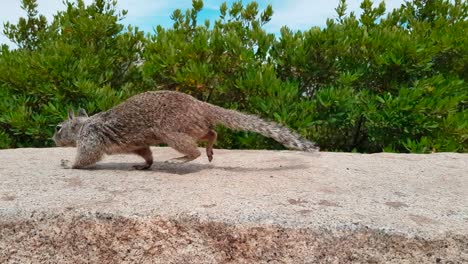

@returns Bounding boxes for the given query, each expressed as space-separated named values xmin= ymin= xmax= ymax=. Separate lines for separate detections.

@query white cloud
xmin=0 ymin=0 xmax=197 ymax=46
xmin=267 ymin=0 xmax=406 ymax=32
xmin=0 ymin=0 xmax=407 ymax=47
xmin=0 ymin=1 xmax=30 ymax=47
xmin=0 ymin=0 xmax=93 ymax=47
xmin=116 ymin=0 xmax=194 ymax=18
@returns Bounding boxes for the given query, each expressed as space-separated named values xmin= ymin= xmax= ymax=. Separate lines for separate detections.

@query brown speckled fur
xmin=52 ymin=90 xmax=318 ymax=169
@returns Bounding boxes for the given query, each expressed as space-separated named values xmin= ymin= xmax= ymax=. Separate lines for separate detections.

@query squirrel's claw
xmin=133 ymin=164 xmax=152 ymax=170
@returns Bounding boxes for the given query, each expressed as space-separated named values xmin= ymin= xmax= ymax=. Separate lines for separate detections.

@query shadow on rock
xmin=83 ymin=161 xmax=310 ymax=175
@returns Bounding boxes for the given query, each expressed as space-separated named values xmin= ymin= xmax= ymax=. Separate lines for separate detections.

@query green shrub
xmin=364 ymin=76 xmax=467 ymax=152
xmin=1 ymin=0 xmax=467 ymax=153
xmin=0 ymin=0 xmax=146 ymax=147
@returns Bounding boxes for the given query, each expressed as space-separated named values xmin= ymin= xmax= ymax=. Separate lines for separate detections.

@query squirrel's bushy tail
xmin=209 ymin=105 xmax=319 ymax=152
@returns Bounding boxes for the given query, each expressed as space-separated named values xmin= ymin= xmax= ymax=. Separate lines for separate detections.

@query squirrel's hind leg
xmin=200 ymin=129 xmax=217 ymax=162
xmin=163 ymin=133 xmax=201 ymax=163
xmin=132 ymin=147 xmax=153 ymax=170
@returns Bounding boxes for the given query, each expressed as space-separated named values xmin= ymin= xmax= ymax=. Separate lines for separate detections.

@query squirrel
xmin=52 ymin=90 xmax=318 ymax=169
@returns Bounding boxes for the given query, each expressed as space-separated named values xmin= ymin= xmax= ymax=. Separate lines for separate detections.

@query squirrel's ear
xmin=77 ymin=108 xmax=88 ymax=117
xmin=68 ymin=109 xmax=74 ymax=120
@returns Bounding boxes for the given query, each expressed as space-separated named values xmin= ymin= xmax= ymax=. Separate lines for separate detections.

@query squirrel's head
xmin=52 ymin=108 xmax=89 ymax=147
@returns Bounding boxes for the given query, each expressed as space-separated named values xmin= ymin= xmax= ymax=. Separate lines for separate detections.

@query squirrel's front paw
xmin=60 ymin=159 xmax=72 ymax=169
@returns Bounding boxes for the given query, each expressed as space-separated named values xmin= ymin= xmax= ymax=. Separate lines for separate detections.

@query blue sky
xmin=1 ymin=0 xmax=406 ymax=47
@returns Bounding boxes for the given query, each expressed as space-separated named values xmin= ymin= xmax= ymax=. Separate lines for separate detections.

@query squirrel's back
xmin=86 ymin=91 xmax=216 ymax=146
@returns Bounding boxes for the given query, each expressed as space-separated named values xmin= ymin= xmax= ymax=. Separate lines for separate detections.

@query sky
xmin=0 ymin=0 xmax=406 ymax=47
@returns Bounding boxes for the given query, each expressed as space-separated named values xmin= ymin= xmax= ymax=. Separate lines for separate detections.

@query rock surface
xmin=0 ymin=147 xmax=467 ymax=263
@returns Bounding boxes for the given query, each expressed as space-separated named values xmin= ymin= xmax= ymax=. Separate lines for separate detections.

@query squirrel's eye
xmin=56 ymin=125 xmax=62 ymax=132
